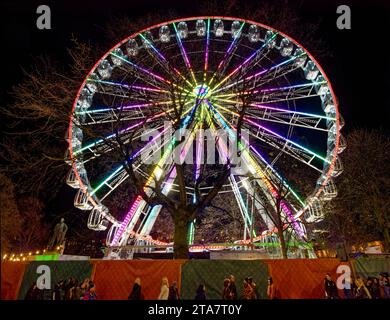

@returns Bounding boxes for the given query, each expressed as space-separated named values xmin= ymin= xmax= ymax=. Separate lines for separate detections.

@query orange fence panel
xmin=264 ymin=259 xmax=349 ymax=299
xmin=90 ymin=260 xmax=186 ymax=300
xmin=1 ymin=262 xmax=28 ymax=300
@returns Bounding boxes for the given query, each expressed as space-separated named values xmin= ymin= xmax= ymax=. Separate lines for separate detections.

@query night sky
xmin=1 ymin=0 xmax=389 ymax=133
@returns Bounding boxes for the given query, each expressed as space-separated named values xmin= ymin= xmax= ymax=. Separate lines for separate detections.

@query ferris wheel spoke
xmin=243 ymin=117 xmax=329 ymax=167
xmin=74 ymin=108 xmax=173 ymax=158
xmin=139 ymin=33 xmax=194 ymax=88
xmin=215 ymin=47 xmax=274 ymax=94
xmin=243 ymin=122 xmax=324 ymax=173
xmin=238 ymin=176 xmax=276 ymax=230
xmin=210 ymin=31 xmax=278 ymax=93
xmin=207 ymin=100 xmax=304 ymax=237
xmin=80 ymin=98 xmax=192 ymax=116
xmin=89 ymin=126 xmax=175 ymax=198
xmin=212 ymin=98 xmax=332 ymax=134
xmin=229 ymin=175 xmax=253 ymax=235
xmin=207 ymin=21 xmax=245 ymax=86
xmin=207 ymin=118 xmax=253 ymax=235
xmin=214 ymin=80 xmax=325 ymax=105
xmin=76 ymin=100 xmax=196 ymax=159
xmin=111 ymin=102 xmax=201 ymax=245
xmin=246 ymin=144 xmax=306 ymax=207
xmin=172 ymin=22 xmax=197 ymax=85
xmin=87 ymin=78 xmax=169 ymax=97
xmin=98 ymin=139 xmax=174 ymax=203
xmin=213 ymin=54 xmax=302 ymax=95
xmin=244 ymin=109 xmax=331 ymax=132
xmin=202 ymin=18 xmax=211 ymax=83
xmin=205 ymin=99 xmax=305 ymax=206
xmin=109 ymin=51 xmax=183 ymax=90
xmin=76 ymin=111 xmax=157 ymax=126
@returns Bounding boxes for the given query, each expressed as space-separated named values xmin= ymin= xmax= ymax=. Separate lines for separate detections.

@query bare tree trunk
xmin=173 ymin=211 xmax=190 ymax=259
xmin=383 ymin=226 xmax=390 ymax=253
xmin=275 ymin=204 xmax=288 ymax=259
xmin=277 ymin=228 xmax=288 ymax=259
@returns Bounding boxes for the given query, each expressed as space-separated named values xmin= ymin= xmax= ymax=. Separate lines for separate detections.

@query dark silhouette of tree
xmin=321 ymin=129 xmax=390 ymax=252
xmin=0 ymin=174 xmax=22 ymax=253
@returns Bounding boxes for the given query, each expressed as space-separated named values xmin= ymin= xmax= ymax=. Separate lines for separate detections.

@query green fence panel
xmin=18 ymin=261 xmax=93 ymax=300
xmin=181 ymin=260 xmax=269 ymax=300
xmin=352 ymin=257 xmax=390 ymax=279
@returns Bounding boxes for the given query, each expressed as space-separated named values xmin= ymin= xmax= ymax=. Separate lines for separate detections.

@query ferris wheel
xmin=66 ymin=17 xmax=345 ymax=253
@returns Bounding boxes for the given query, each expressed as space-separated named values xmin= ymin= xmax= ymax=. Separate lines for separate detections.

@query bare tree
xmin=0 ymin=174 xmax=22 ymax=253
xmin=321 ymin=129 xmax=390 ymax=252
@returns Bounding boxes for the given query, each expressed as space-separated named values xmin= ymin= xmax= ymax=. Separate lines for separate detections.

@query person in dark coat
xmin=324 ymin=273 xmax=339 ymax=299
xmin=128 ymin=277 xmax=143 ymax=300
xmin=64 ymin=277 xmax=77 ymax=300
xmin=194 ymin=284 xmax=206 ymax=300
xmin=168 ymin=281 xmax=180 ymax=300
xmin=52 ymin=280 xmax=65 ymax=300
xmin=222 ymin=278 xmax=230 ymax=299
xmin=247 ymin=277 xmax=259 ymax=299
xmin=228 ymin=275 xmax=237 ymax=300
xmin=25 ymin=283 xmax=43 ymax=300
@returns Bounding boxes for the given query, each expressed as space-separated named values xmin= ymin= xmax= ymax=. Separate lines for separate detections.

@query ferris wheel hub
xmin=193 ymin=84 xmax=210 ymax=99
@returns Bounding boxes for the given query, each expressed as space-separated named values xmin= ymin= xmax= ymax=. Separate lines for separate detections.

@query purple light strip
xmin=248 ymin=104 xmax=333 ymax=120
xmin=140 ymin=33 xmax=193 ymax=87
xmin=110 ymin=52 xmax=171 ymax=84
xmin=213 ymin=81 xmax=326 ymax=99
xmin=90 ymin=79 xmax=167 ymax=93
xmin=244 ymin=117 xmax=329 ymax=163
xmin=203 ymin=18 xmax=210 ymax=83
xmin=80 ymin=101 xmax=172 ymax=114
xmin=172 ymin=23 xmax=197 ymax=85
xmin=218 ymin=32 xmax=241 ymax=69
xmin=212 ymin=55 xmax=298 ymax=94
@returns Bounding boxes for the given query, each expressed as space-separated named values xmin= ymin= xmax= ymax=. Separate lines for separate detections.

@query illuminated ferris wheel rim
xmin=68 ymin=16 xmax=342 ymax=245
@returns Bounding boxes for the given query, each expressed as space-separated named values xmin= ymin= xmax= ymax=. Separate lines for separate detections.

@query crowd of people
xmin=25 ymin=277 xmax=97 ymax=300
xmin=128 ymin=274 xmax=277 ymax=300
xmin=324 ymin=272 xmax=390 ymax=299
xmin=24 ymin=271 xmax=390 ymax=300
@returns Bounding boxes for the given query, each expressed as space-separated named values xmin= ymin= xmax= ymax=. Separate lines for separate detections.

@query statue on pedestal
xmin=48 ymin=218 xmax=68 ymax=251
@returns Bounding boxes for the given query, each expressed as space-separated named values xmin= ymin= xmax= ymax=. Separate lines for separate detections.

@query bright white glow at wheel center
xmin=193 ymin=84 xmax=210 ymax=98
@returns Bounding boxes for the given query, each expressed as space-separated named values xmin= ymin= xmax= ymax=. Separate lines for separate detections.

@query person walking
xmin=222 ymin=278 xmax=230 ymax=300
xmin=195 ymin=284 xmax=206 ymax=300
xmin=367 ymin=278 xmax=380 ymax=299
xmin=247 ymin=277 xmax=258 ymax=299
xmin=168 ymin=281 xmax=180 ymax=300
xmin=324 ymin=273 xmax=339 ymax=299
xmin=128 ymin=277 xmax=143 ymax=300
xmin=379 ymin=273 xmax=390 ymax=298
xmin=267 ymin=277 xmax=277 ymax=299
xmin=158 ymin=277 xmax=169 ymax=300
xmin=228 ymin=275 xmax=237 ymax=300
xmin=83 ymin=282 xmax=97 ymax=300
xmin=242 ymin=278 xmax=255 ymax=299
xmin=71 ymin=279 xmax=82 ymax=300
